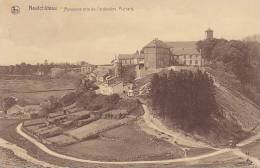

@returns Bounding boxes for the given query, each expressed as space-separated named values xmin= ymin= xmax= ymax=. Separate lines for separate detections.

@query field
xmin=0 ymin=119 xmax=254 ymax=168
xmin=0 ymin=79 xmax=75 ymax=106
xmin=65 ymin=118 xmax=136 ymax=141
xmin=53 ymin=122 xmax=184 ymax=161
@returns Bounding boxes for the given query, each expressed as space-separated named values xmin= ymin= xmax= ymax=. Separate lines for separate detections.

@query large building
xmin=117 ymin=29 xmax=213 ymax=69
xmin=142 ymin=38 xmax=172 ymax=69
xmin=118 ymin=51 xmax=144 ymax=66
xmin=166 ymin=41 xmax=204 ymax=66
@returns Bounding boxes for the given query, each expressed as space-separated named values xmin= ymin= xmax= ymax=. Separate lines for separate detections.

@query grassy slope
xmin=0 ymin=79 xmax=75 ymax=106
xmin=53 ymin=122 xmax=184 ymax=161
xmin=135 ymin=68 xmax=259 ymax=147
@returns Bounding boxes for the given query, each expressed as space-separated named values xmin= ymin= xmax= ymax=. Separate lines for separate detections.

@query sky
xmin=0 ymin=0 xmax=260 ymax=65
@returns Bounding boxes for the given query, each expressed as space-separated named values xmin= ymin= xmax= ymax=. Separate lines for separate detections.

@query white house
xmin=99 ymin=81 xmax=124 ymax=95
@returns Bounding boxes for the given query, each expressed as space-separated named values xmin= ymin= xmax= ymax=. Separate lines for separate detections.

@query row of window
xmin=176 ymin=55 xmax=199 ymax=59
xmin=183 ymin=60 xmax=199 ymax=65
xmin=119 ymin=58 xmax=144 ymax=65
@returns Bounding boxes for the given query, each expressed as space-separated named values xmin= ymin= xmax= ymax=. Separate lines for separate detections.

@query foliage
xmin=76 ymin=92 xmax=120 ymax=111
xmin=196 ymin=39 xmax=260 ymax=86
xmin=40 ymin=96 xmax=61 ymax=115
xmin=150 ymin=70 xmax=218 ymax=131
xmin=60 ymin=92 xmax=80 ymax=106
xmin=77 ymin=79 xmax=99 ymax=92
xmin=2 ymin=97 xmax=17 ymax=113
xmin=0 ymin=60 xmax=85 ymax=77
xmin=121 ymin=65 xmax=137 ymax=82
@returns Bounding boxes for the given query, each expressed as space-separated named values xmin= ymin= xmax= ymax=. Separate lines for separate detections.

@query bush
xmin=60 ymin=92 xmax=79 ymax=106
xmin=76 ymin=92 xmax=120 ymax=111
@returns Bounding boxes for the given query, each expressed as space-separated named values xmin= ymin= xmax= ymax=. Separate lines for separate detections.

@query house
xmin=118 ymin=50 xmax=144 ymax=66
xmin=6 ymin=104 xmax=24 ymax=115
xmin=90 ymin=66 xmax=113 ymax=83
xmin=50 ymin=68 xmax=65 ymax=78
xmin=80 ymin=64 xmax=95 ymax=74
xmin=34 ymin=71 xmax=44 ymax=76
xmin=96 ymin=70 xmax=110 ymax=83
xmin=99 ymin=81 xmax=124 ymax=95
xmin=127 ymin=90 xmax=134 ymax=97
xmin=166 ymin=41 xmax=204 ymax=66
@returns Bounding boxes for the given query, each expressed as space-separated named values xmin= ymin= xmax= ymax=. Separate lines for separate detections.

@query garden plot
xmin=54 ymin=122 xmax=183 ymax=161
xmin=66 ymin=117 xmax=135 ymax=141
xmin=45 ymin=134 xmax=78 ymax=146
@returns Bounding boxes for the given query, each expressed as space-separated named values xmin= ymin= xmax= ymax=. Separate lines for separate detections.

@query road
xmin=16 ymin=109 xmax=260 ymax=168
xmin=141 ymin=104 xmax=213 ymax=149
xmin=141 ymin=103 xmax=260 ymax=167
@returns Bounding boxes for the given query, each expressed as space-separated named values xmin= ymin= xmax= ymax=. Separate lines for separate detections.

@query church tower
xmin=205 ymin=28 xmax=214 ymax=40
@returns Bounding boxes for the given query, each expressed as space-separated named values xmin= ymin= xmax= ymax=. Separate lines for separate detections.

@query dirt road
xmin=141 ymin=104 xmax=213 ymax=149
xmin=16 ymin=123 xmax=233 ymax=165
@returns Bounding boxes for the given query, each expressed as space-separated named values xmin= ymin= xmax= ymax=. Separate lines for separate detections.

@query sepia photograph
xmin=0 ymin=0 xmax=260 ymax=167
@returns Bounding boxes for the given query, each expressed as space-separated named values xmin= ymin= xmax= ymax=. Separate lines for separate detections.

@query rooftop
xmin=144 ymin=38 xmax=169 ymax=48
xmin=166 ymin=41 xmax=200 ymax=55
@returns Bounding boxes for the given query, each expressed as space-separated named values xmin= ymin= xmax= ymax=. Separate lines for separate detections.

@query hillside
xmin=135 ymin=68 xmax=260 ymax=147
xmin=214 ymin=78 xmax=260 ymax=133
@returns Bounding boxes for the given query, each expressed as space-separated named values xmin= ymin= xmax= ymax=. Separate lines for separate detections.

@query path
xmin=232 ymin=149 xmax=260 ymax=168
xmin=237 ymin=133 xmax=260 ymax=147
xmin=16 ymin=123 xmax=231 ymax=165
xmin=141 ymin=104 xmax=213 ymax=149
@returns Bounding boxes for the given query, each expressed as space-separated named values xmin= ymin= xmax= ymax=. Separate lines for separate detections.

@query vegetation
xmin=2 ymin=97 xmax=17 ymax=114
xmin=0 ymin=60 xmax=86 ymax=77
xmin=196 ymin=38 xmax=259 ymax=87
xmin=150 ymin=70 xmax=218 ymax=131
xmin=76 ymin=92 xmax=120 ymax=111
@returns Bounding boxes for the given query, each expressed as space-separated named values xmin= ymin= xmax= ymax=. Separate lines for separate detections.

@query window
xmin=184 ymin=60 xmax=186 ymax=65
xmin=190 ymin=55 xmax=192 ymax=59
xmin=195 ymin=60 xmax=198 ymax=65
xmin=190 ymin=60 xmax=192 ymax=65
xmin=184 ymin=55 xmax=186 ymax=59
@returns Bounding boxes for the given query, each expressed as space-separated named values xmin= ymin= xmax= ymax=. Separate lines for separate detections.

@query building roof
xmin=118 ymin=53 xmax=138 ymax=59
xmin=165 ymin=41 xmax=200 ymax=55
xmin=118 ymin=51 xmax=144 ymax=59
xmin=7 ymin=104 xmax=23 ymax=114
xmin=144 ymin=38 xmax=169 ymax=48
xmin=205 ymin=28 xmax=213 ymax=32
xmin=93 ymin=67 xmax=111 ymax=77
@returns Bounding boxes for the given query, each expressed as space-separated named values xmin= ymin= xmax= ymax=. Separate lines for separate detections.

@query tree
xmin=150 ymin=70 xmax=218 ymax=131
xmin=197 ymin=38 xmax=260 ymax=87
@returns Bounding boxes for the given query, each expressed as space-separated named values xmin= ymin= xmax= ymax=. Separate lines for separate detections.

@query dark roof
xmin=144 ymin=38 xmax=169 ymax=48
xmin=165 ymin=41 xmax=200 ymax=55
xmin=205 ymin=28 xmax=213 ymax=32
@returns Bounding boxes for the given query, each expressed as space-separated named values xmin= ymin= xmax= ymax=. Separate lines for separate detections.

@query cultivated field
xmin=65 ymin=118 xmax=136 ymax=141
xmin=53 ymin=122 xmax=184 ymax=161
xmin=0 ymin=79 xmax=75 ymax=106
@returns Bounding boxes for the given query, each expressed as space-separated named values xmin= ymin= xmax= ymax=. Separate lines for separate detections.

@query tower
xmin=205 ymin=28 xmax=214 ymax=40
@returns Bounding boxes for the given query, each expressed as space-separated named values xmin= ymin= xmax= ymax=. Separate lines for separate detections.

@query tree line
xmin=151 ymin=70 xmax=218 ymax=131
xmin=0 ymin=60 xmax=86 ymax=76
xmin=196 ymin=38 xmax=260 ymax=87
